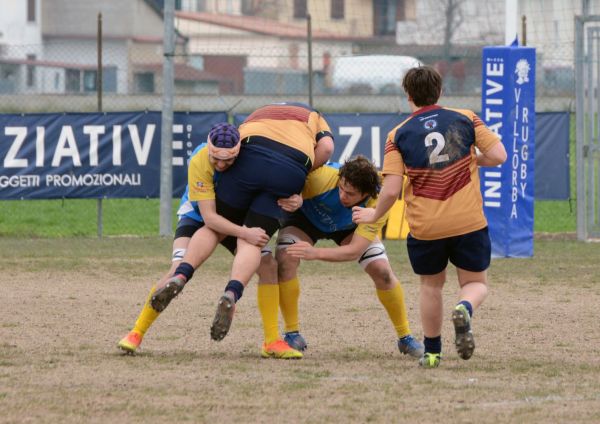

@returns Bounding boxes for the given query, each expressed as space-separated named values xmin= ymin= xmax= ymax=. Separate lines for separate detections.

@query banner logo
xmin=515 ymin=59 xmax=531 ymax=85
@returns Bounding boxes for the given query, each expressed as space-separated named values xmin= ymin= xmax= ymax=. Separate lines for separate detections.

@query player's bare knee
xmin=256 ymin=253 xmax=277 ymax=282
xmin=371 ymin=269 xmax=396 ymax=290
xmin=276 ymin=233 xmax=302 ymax=280
xmin=276 ymin=255 xmax=299 ymax=281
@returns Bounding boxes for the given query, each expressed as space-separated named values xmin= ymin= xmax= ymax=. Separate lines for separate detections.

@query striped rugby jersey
xmin=239 ymin=102 xmax=333 ymax=165
xmin=383 ymin=105 xmax=500 ymax=240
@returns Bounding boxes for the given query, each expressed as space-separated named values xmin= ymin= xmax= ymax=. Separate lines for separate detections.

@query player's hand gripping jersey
xmin=300 ymin=163 xmax=388 ymax=241
xmin=383 ymin=105 xmax=500 ymax=240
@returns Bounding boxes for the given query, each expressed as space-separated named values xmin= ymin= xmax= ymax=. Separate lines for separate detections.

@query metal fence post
xmin=575 ymin=15 xmax=586 ymax=240
xmin=97 ymin=12 xmax=103 ymax=238
xmin=307 ymin=13 xmax=313 ymax=107
xmin=159 ymin=0 xmax=175 ymax=237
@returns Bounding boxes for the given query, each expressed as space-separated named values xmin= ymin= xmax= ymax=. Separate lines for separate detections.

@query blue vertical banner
xmin=480 ymin=46 xmax=536 ymax=257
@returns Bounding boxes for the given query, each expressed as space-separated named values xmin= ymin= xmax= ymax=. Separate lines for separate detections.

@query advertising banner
xmin=480 ymin=45 xmax=536 ymax=257
xmin=0 ymin=111 xmax=227 ymax=199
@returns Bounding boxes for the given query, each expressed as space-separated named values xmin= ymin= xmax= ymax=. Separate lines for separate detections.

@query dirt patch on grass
xmin=1 ymin=238 xmax=599 ymax=423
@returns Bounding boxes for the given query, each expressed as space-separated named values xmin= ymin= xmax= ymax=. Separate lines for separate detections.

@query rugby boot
xmin=210 ymin=294 xmax=235 ymax=341
xmin=284 ymin=331 xmax=308 ymax=351
xmin=398 ymin=334 xmax=425 ymax=358
xmin=261 ymin=339 xmax=303 ymax=359
xmin=419 ymin=352 xmax=441 ymax=368
xmin=117 ymin=331 xmax=142 ymax=354
xmin=452 ymin=304 xmax=475 ymax=360
xmin=150 ymin=275 xmax=186 ymax=312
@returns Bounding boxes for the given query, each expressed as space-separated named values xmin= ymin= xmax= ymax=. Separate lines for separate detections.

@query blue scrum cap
xmin=208 ymin=122 xmax=240 ymax=149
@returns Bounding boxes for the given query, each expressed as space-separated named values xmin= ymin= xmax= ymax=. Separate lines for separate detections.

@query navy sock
xmin=174 ymin=262 xmax=195 ymax=282
xmin=423 ymin=336 xmax=442 ymax=354
xmin=458 ymin=300 xmax=473 ymax=317
xmin=225 ymin=280 xmax=244 ymax=302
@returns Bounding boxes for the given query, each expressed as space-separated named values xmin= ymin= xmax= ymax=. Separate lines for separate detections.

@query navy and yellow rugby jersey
xmin=383 ymin=105 xmax=500 ymax=240
xmin=187 ymin=143 xmax=223 ymax=202
xmin=239 ymin=102 xmax=333 ymax=165
xmin=300 ymin=163 xmax=388 ymax=241
xmin=179 ymin=142 xmax=225 ymax=222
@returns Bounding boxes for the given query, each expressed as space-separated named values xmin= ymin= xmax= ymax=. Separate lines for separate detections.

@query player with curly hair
xmin=273 ymin=156 xmax=424 ymax=358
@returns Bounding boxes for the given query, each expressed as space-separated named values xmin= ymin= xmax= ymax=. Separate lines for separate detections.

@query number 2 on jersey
xmin=424 ymin=132 xmax=449 ymax=164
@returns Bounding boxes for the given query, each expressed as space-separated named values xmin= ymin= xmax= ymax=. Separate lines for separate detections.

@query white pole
xmin=505 ymin=0 xmax=518 ymax=45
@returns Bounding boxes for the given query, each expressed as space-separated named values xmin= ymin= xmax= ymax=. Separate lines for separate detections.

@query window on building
xmin=242 ymin=0 xmax=256 ymax=15
xmin=175 ymin=0 xmax=182 ymax=11
xmin=294 ymin=0 xmax=307 ymax=19
xmin=134 ymin=72 xmax=155 ymax=93
xmin=196 ymin=0 xmax=206 ymax=12
xmin=374 ymin=0 xmax=407 ymax=35
xmin=0 ymin=65 xmax=18 ymax=94
xmin=26 ymin=54 xmax=36 ymax=87
xmin=102 ymin=67 xmax=118 ymax=92
xmin=66 ymin=69 xmax=81 ymax=92
xmin=27 ymin=0 xmax=36 ymax=22
xmin=83 ymin=70 xmax=97 ymax=92
xmin=397 ymin=0 xmax=406 ymax=21
xmin=331 ymin=0 xmax=344 ymax=20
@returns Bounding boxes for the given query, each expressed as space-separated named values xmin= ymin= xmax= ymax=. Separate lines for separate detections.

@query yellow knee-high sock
xmin=376 ymin=282 xmax=411 ymax=338
xmin=132 ymin=285 xmax=160 ymax=337
xmin=279 ymin=277 xmax=300 ymax=333
xmin=257 ymin=283 xmax=280 ymax=344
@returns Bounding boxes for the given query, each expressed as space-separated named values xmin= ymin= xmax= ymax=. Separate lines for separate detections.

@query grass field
xmin=1 ymin=236 xmax=599 ymax=423
xmin=0 ymin=197 xmax=577 ymax=237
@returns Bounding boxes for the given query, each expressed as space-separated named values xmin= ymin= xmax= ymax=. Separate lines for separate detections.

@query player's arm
xmin=311 ymin=135 xmax=334 ymax=170
xmin=198 ymin=199 xmax=268 ymax=247
xmin=352 ymin=134 xmax=404 ymax=224
xmin=473 ymin=113 xmax=507 ymax=167
xmin=477 ymin=142 xmax=507 ymax=167
xmin=352 ymin=174 xmax=403 ymax=224
xmin=277 ymin=193 xmax=303 ymax=212
xmin=311 ymin=114 xmax=335 ymax=170
xmin=188 ymin=151 xmax=268 ymax=246
xmin=286 ymin=233 xmax=371 ymax=262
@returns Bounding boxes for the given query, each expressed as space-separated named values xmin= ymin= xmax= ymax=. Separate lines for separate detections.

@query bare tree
xmin=442 ymin=0 xmax=466 ymax=62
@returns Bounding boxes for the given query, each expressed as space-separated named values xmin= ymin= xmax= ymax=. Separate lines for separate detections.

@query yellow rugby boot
xmin=419 ymin=352 xmax=441 ymax=368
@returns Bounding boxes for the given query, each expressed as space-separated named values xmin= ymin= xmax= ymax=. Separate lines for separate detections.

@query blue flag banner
xmin=480 ymin=46 xmax=536 ymax=257
xmin=535 ymin=112 xmax=569 ymax=200
xmin=0 ymin=111 xmax=227 ymax=199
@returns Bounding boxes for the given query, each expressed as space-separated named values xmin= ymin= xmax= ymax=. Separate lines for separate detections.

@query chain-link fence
xmin=0 ymin=0 xmax=582 ymax=236
xmin=0 ymin=0 xmax=579 ymax=114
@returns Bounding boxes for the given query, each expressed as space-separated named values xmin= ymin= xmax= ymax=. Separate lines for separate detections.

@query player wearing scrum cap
xmin=117 ymin=123 xmax=300 ymax=355
xmin=207 ymin=103 xmax=334 ymax=356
